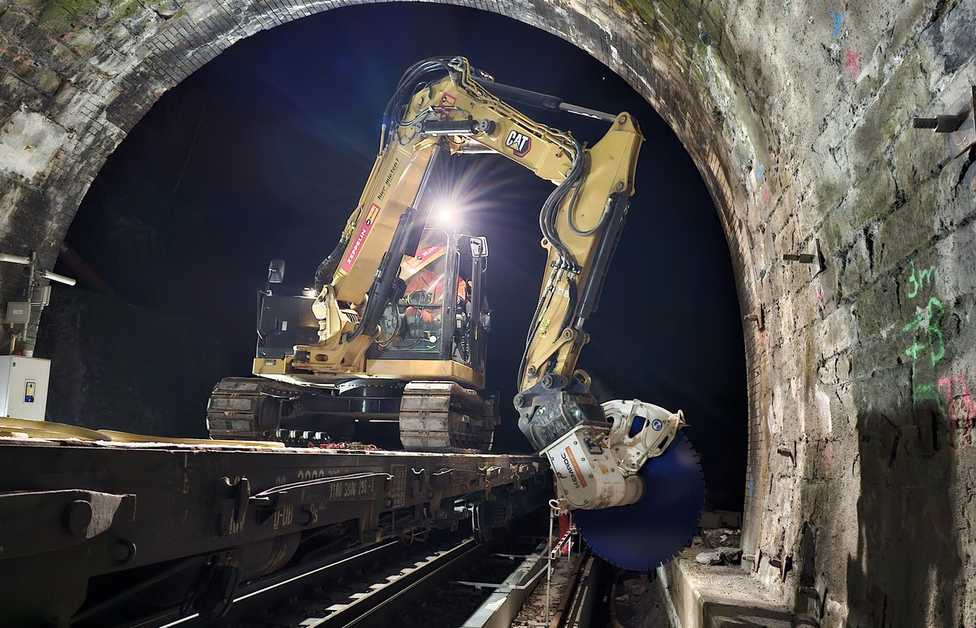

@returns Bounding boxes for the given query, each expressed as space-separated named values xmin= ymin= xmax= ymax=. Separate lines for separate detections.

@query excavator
xmin=206 ymin=57 xmax=705 ymax=569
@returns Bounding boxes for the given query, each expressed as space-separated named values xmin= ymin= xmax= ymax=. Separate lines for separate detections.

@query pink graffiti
xmin=938 ymin=375 xmax=976 ymax=448
xmin=843 ymin=48 xmax=861 ymax=79
xmin=823 ymin=442 xmax=834 ymax=470
xmin=816 ymin=287 xmax=825 ymax=303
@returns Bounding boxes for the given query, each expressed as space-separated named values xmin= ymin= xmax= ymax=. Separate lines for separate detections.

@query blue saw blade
xmin=574 ymin=432 xmax=704 ymax=571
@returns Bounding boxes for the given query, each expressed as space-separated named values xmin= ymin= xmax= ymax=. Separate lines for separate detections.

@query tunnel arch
xmin=1 ymin=1 xmax=973 ymax=625
xmin=4 ymin=0 xmax=769 ymax=558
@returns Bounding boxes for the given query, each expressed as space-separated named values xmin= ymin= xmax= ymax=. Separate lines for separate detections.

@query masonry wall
xmin=0 ymin=0 xmax=974 ymax=625
xmin=35 ymin=289 xmax=228 ymax=436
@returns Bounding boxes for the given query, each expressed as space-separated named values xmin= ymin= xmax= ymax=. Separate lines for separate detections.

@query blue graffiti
xmin=829 ymin=9 xmax=845 ymax=38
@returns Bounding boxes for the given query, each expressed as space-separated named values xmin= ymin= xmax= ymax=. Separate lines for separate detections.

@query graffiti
xmin=902 ymin=297 xmax=945 ymax=366
xmin=899 ymin=262 xmax=973 ymax=447
xmin=843 ymin=48 xmax=862 ymax=79
xmin=829 ymin=9 xmax=845 ymax=38
xmin=753 ymin=161 xmax=771 ymax=205
xmin=913 ymin=381 xmax=940 ymax=402
xmin=902 ymin=262 xmax=944 ymax=369
xmin=906 ymin=260 xmax=936 ymax=298
xmin=938 ymin=375 xmax=976 ymax=447
xmin=902 ymin=262 xmax=946 ymax=409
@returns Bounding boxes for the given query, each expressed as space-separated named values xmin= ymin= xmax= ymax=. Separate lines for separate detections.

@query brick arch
xmin=2 ymin=1 xmax=974 ymax=622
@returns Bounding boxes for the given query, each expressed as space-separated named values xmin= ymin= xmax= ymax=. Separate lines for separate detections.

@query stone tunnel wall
xmin=0 ymin=0 xmax=974 ymax=625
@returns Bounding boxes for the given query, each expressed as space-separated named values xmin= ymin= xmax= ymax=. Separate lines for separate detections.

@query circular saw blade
xmin=574 ymin=433 xmax=704 ymax=571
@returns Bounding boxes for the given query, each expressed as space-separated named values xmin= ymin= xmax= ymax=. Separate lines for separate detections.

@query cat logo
xmin=505 ymin=130 xmax=532 ymax=157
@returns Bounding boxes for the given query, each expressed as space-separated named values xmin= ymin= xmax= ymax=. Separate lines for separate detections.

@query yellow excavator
xmin=206 ymin=55 xmax=642 ymax=454
xmin=206 ymin=59 xmax=703 ymax=569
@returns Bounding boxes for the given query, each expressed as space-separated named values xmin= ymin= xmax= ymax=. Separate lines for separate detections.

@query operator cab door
xmin=368 ymin=228 xmax=489 ymax=372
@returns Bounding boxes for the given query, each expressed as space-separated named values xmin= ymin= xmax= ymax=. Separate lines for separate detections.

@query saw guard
xmin=604 ymin=399 xmax=683 ymax=474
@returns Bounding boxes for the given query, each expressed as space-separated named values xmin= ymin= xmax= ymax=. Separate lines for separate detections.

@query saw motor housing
xmin=542 ymin=400 xmax=683 ymax=510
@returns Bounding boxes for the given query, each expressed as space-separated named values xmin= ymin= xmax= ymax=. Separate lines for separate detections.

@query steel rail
xmin=122 ymin=540 xmax=403 ymax=628
xmin=126 ymin=535 xmax=486 ymax=628
xmin=312 ymin=537 xmax=482 ymax=628
xmin=460 ymin=543 xmax=548 ymax=628
xmin=553 ymin=554 xmax=596 ymax=628
xmin=308 ymin=536 xmax=482 ymax=627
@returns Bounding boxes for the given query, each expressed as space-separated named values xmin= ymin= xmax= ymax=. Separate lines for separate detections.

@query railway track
xmin=123 ymin=523 xmax=547 ymax=628
xmin=116 ymin=519 xmax=608 ymax=628
xmin=263 ymin=535 xmax=483 ymax=628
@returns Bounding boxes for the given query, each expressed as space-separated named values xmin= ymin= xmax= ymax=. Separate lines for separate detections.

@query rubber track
xmin=207 ymin=378 xmax=498 ymax=452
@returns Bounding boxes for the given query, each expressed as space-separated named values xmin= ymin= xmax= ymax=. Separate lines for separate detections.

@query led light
xmin=431 ymin=199 xmax=457 ymax=227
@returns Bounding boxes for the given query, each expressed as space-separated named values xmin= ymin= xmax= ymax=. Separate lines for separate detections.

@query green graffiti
xmin=902 ymin=261 xmax=946 ymax=408
xmin=902 ymin=297 xmax=945 ymax=334
xmin=905 ymin=340 xmax=926 ymax=362
xmin=906 ymin=261 xmax=936 ymax=299
xmin=902 ymin=297 xmax=945 ymax=366
xmin=914 ymin=382 xmax=941 ymax=403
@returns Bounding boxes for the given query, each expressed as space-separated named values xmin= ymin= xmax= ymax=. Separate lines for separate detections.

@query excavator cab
xmin=370 ymin=228 xmax=489 ymax=374
xmin=251 ymin=226 xmax=489 ymax=378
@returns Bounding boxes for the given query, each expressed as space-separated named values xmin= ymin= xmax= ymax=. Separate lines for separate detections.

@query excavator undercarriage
xmin=206 ymin=377 xmax=497 ymax=452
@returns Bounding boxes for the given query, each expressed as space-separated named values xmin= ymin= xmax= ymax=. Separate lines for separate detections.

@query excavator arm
xmin=295 ymin=57 xmax=638 ymax=387
xmin=292 ymin=57 xmax=570 ymax=374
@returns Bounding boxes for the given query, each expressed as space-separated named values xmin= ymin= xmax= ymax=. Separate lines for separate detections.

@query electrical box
xmin=0 ymin=356 xmax=50 ymax=421
xmin=4 ymin=302 xmax=29 ymax=325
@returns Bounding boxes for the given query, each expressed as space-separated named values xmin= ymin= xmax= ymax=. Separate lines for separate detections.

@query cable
xmin=381 ymin=57 xmax=454 ymax=150
xmin=538 ymin=136 xmax=585 ymax=269
xmin=566 ymin=153 xmax=612 ymax=236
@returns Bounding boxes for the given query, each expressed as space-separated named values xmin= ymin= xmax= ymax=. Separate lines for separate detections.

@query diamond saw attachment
xmin=540 ymin=400 xmax=704 ymax=572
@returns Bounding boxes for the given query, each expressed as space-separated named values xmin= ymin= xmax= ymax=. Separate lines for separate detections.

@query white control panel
xmin=0 ymin=356 xmax=50 ymax=421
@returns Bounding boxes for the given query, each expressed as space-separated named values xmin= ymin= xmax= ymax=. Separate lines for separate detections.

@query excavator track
xmin=398 ymin=381 xmax=498 ymax=452
xmin=206 ymin=377 xmax=498 ymax=452
xmin=206 ymin=377 xmax=302 ymax=441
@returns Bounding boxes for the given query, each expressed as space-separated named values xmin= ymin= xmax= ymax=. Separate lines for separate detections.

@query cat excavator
xmin=206 ymin=57 xmax=704 ymax=569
